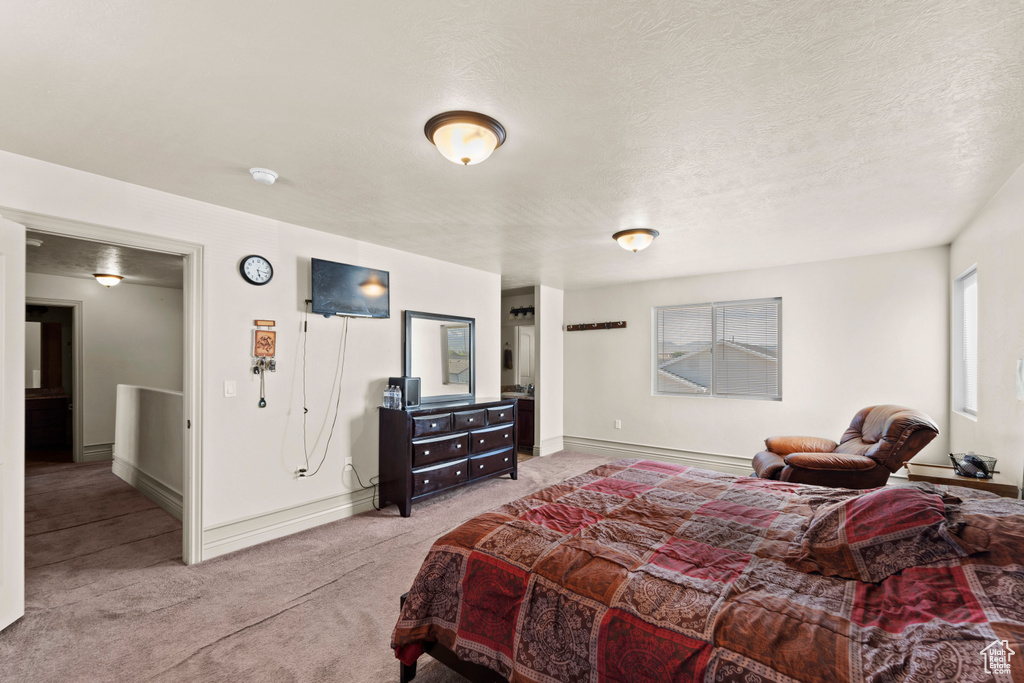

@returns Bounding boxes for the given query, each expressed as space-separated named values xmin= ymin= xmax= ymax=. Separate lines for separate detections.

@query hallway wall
xmin=25 ymin=273 xmax=183 ymax=452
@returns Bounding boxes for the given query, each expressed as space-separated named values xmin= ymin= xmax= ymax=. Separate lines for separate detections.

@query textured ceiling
xmin=26 ymin=231 xmax=183 ymax=289
xmin=1 ymin=1 xmax=1023 ymax=290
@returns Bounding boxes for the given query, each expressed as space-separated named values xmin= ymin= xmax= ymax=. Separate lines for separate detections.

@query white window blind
xmin=959 ymin=269 xmax=978 ymax=414
xmin=441 ymin=324 xmax=470 ymax=385
xmin=654 ymin=298 xmax=781 ymax=399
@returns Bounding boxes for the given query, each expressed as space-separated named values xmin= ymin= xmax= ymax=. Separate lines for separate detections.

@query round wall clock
xmin=239 ymin=255 xmax=273 ymax=285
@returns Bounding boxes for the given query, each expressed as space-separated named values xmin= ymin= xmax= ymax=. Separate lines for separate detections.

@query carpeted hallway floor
xmin=1 ymin=451 xmax=611 ymax=682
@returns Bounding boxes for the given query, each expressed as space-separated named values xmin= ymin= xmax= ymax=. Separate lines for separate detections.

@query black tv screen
xmin=311 ymin=258 xmax=390 ymax=318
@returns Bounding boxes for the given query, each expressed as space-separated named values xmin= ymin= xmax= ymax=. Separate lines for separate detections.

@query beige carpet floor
xmin=1 ymin=451 xmax=612 ymax=682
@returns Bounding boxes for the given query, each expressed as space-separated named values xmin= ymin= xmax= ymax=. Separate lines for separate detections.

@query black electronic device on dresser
xmin=379 ymin=398 xmax=518 ymax=517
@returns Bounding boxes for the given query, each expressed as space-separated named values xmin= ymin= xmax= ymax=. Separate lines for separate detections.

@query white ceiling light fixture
xmin=94 ymin=274 xmax=123 ymax=287
xmin=424 ymin=111 xmax=506 ymax=166
xmin=612 ymin=228 xmax=660 ymax=253
xmin=26 ymin=238 xmax=43 ymax=247
xmin=249 ymin=168 xmax=279 ymax=185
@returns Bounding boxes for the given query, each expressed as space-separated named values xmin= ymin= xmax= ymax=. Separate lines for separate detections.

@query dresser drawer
xmin=413 ymin=459 xmax=468 ymax=497
xmin=413 ymin=434 xmax=468 ymax=468
xmin=412 ymin=413 xmax=451 ymax=438
xmin=452 ymin=409 xmax=486 ymax=432
xmin=486 ymin=405 xmax=515 ymax=425
xmin=469 ymin=449 xmax=515 ymax=480
xmin=470 ymin=425 xmax=514 ymax=453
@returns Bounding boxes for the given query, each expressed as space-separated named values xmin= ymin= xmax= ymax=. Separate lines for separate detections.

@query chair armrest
xmin=765 ymin=436 xmax=838 ymax=456
xmin=783 ymin=453 xmax=877 ymax=471
xmin=752 ymin=451 xmax=787 ymax=480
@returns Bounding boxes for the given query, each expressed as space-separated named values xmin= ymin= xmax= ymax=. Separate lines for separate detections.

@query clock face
xmin=240 ymin=255 xmax=273 ymax=285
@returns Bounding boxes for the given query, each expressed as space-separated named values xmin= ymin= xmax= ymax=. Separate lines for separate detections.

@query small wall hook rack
xmin=566 ymin=321 xmax=627 ymax=331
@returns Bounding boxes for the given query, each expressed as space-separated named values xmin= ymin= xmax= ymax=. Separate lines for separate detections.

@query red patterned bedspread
xmin=392 ymin=459 xmax=1024 ymax=682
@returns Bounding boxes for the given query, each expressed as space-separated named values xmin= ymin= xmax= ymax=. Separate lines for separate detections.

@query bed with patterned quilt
xmin=392 ymin=459 xmax=1024 ymax=682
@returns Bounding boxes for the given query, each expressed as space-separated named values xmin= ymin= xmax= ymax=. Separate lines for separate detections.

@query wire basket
xmin=949 ymin=453 xmax=997 ymax=479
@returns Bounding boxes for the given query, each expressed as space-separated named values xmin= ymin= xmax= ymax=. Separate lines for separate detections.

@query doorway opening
xmin=8 ymin=208 xmax=205 ymax=565
xmin=24 ymin=303 xmax=77 ymax=465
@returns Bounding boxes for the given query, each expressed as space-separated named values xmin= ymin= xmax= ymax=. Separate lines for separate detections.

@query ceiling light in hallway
xmin=93 ymin=274 xmax=123 ymax=287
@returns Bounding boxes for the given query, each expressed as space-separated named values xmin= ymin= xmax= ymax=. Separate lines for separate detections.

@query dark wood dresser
xmin=379 ymin=398 xmax=518 ymax=517
xmin=516 ymin=398 xmax=534 ymax=454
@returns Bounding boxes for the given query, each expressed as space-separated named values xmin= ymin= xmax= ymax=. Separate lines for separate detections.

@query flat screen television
xmin=310 ymin=258 xmax=390 ymax=318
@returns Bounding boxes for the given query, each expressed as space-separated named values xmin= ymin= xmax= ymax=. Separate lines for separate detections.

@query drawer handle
xmin=504 ymin=434 xmax=508 ymax=438
xmin=468 ymin=418 xmax=474 ymax=422
xmin=500 ymin=413 xmax=504 ymax=417
xmin=504 ymin=457 xmax=509 ymax=462
xmin=480 ymin=439 xmax=484 ymax=444
xmin=423 ymin=479 xmax=430 ymax=484
xmin=431 ymin=423 xmax=437 ymax=428
xmin=479 ymin=464 xmax=484 ymax=469
xmin=424 ymin=450 xmax=430 ymax=455
xmin=456 ymin=470 xmax=461 ymax=475
xmin=456 ymin=444 xmax=461 ymax=449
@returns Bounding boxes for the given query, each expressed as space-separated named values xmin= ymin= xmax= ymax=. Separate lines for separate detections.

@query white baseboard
xmin=536 ymin=436 xmax=564 ymax=457
xmin=112 ymin=456 xmax=183 ymax=520
xmin=562 ymin=436 xmax=754 ymax=477
xmin=82 ymin=443 xmax=113 ymax=462
xmin=202 ymin=487 xmax=377 ymax=561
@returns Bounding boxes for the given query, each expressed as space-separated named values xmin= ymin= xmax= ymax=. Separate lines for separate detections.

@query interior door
xmin=0 ymin=217 xmax=26 ymax=631
xmin=517 ymin=325 xmax=535 ymax=387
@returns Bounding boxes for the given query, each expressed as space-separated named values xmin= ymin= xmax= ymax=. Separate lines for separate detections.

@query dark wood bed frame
xmin=399 ymin=593 xmax=509 ymax=683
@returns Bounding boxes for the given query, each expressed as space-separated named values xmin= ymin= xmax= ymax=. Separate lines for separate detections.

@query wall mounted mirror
xmin=404 ymin=310 xmax=475 ymax=404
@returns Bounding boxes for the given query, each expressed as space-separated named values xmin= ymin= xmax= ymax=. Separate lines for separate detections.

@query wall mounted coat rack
xmin=566 ymin=321 xmax=627 ymax=331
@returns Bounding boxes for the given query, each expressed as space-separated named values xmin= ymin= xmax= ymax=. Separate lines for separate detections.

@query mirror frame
xmin=403 ymin=310 xmax=475 ymax=404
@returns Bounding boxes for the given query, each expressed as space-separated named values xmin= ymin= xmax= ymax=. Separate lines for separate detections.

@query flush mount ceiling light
xmin=26 ymin=237 xmax=43 ymax=247
xmin=94 ymin=274 xmax=123 ymax=287
xmin=424 ymin=111 xmax=506 ymax=166
xmin=613 ymin=228 xmax=660 ymax=253
xmin=249 ymin=168 xmax=279 ymax=185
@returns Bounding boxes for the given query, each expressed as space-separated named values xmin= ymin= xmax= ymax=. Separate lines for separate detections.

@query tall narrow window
xmin=954 ymin=268 xmax=978 ymax=415
xmin=654 ymin=298 xmax=781 ymax=400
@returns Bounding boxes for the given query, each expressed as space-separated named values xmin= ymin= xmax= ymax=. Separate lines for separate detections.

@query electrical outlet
xmin=224 ymin=380 xmax=236 ymax=398
xmin=343 ymin=457 xmax=353 ymax=488
xmin=614 ymin=419 xmax=622 ymax=429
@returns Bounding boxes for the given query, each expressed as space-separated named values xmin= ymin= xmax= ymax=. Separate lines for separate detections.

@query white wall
xmin=113 ymin=385 xmax=183 ymax=519
xmin=0 ymin=150 xmax=500 ymax=555
xmin=949 ymin=162 xmax=1024 ymax=491
xmin=535 ymin=285 xmax=564 ymax=455
xmin=563 ymin=246 xmax=950 ymax=474
xmin=25 ymin=273 xmax=183 ymax=449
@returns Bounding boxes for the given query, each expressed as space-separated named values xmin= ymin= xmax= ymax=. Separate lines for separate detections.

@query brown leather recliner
xmin=751 ymin=405 xmax=939 ymax=489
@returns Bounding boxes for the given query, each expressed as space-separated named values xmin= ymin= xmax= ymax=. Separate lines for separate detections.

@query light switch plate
xmin=224 ymin=380 xmax=237 ymax=398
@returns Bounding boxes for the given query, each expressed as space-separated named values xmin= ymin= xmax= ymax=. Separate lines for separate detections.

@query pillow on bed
xmin=790 ymin=486 xmax=984 ymax=582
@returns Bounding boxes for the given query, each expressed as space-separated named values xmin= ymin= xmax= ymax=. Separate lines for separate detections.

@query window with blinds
xmin=441 ymin=324 xmax=470 ymax=385
xmin=654 ymin=298 xmax=781 ymax=399
xmin=955 ymin=268 xmax=978 ymax=415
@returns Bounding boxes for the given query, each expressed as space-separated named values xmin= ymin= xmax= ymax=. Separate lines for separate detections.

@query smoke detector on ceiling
xmin=249 ymin=168 xmax=279 ymax=185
